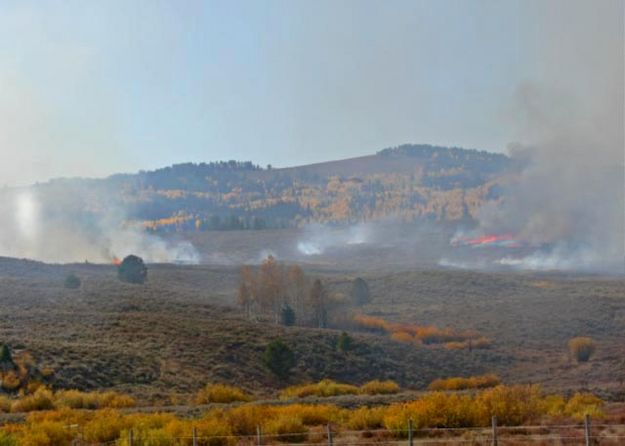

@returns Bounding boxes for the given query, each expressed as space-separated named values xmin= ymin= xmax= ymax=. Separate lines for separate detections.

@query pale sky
xmin=0 ymin=0 xmax=622 ymax=186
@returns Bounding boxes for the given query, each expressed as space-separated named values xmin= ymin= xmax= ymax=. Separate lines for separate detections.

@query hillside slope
xmin=27 ymin=144 xmax=517 ymax=233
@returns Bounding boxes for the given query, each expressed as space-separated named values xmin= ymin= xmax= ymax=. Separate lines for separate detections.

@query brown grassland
xmin=0 ymin=251 xmax=623 ymax=444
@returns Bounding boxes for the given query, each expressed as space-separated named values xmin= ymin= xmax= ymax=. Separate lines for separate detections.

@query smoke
xmin=464 ymin=84 xmax=624 ymax=272
xmin=0 ymin=184 xmax=199 ymax=264
xmin=296 ymin=223 xmax=372 ymax=256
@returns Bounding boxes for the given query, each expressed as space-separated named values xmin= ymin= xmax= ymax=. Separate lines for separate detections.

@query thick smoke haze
xmin=0 ymin=186 xmax=199 ymax=264
xmin=467 ymin=80 xmax=624 ymax=272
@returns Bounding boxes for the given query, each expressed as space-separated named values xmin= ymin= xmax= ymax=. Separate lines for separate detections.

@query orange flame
xmin=111 ymin=257 xmax=122 ymax=266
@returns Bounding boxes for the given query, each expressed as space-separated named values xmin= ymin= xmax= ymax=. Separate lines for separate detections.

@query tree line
xmin=237 ymin=256 xmax=371 ymax=328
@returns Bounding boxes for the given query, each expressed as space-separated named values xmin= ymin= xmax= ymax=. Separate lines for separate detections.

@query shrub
xmin=1 ymin=372 xmax=21 ymax=391
xmin=428 ymin=374 xmax=500 ymax=391
xmin=280 ymin=305 xmax=296 ymax=326
xmin=0 ymin=431 xmax=16 ymax=446
xmin=336 ymin=332 xmax=353 ymax=353
xmin=346 ymin=406 xmax=385 ymax=430
xmin=474 ymin=385 xmax=544 ymax=426
xmin=280 ymin=380 xmax=359 ymax=399
xmin=63 ymin=274 xmax=81 ymax=289
xmin=0 ymin=345 xmax=13 ymax=364
xmin=568 ymin=337 xmax=596 ymax=362
xmin=390 ymin=331 xmax=414 ymax=343
xmin=276 ymin=404 xmax=341 ymax=426
xmin=351 ymin=278 xmax=371 ymax=305
xmin=54 ymin=390 xmax=135 ymax=410
xmin=264 ymin=414 xmax=307 ymax=443
xmin=83 ymin=410 xmax=132 ymax=443
xmin=11 ymin=388 xmax=54 ymax=413
xmin=195 ymin=384 xmax=252 ymax=404
xmin=360 ymin=380 xmax=400 ymax=395
xmin=564 ymin=393 xmax=604 ymax=420
xmin=263 ymin=340 xmax=296 ymax=379
xmin=118 ymin=255 xmax=148 ymax=284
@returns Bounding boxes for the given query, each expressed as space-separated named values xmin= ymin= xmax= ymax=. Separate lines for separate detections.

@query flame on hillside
xmin=451 ymin=233 xmax=522 ymax=248
xmin=111 ymin=257 xmax=122 ymax=266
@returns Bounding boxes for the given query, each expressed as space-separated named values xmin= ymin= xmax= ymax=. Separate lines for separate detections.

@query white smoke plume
xmin=0 ymin=185 xmax=199 ymax=264
xmin=466 ymin=83 xmax=624 ymax=273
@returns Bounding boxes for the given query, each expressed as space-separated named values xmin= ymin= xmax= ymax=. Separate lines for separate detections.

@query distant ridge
xmin=27 ymin=144 xmax=518 ymax=231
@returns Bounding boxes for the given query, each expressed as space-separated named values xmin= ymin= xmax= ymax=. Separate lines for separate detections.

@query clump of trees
xmin=118 ymin=255 xmax=147 ymax=284
xmin=237 ymin=256 xmax=330 ymax=327
xmin=568 ymin=337 xmax=596 ymax=363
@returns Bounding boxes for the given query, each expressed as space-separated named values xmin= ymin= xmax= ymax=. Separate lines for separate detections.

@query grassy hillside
xmin=24 ymin=144 xmax=518 ymax=235
xmin=0 ymin=256 xmax=623 ymax=405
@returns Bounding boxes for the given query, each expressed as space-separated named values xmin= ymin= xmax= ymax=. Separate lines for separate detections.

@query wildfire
xmin=111 ymin=257 xmax=122 ymax=266
xmin=451 ymin=233 xmax=522 ymax=248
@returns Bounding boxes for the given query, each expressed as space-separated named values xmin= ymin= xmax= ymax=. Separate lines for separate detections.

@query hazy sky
xmin=0 ymin=0 xmax=622 ymax=186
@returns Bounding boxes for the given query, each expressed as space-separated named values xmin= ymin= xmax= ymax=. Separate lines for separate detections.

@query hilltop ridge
xmin=29 ymin=144 xmax=518 ymax=232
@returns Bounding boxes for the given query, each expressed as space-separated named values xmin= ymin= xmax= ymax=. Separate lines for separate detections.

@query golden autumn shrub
xmin=0 ymin=431 xmax=17 ymax=446
xmin=195 ymin=383 xmax=252 ymax=404
xmin=274 ymin=404 xmax=341 ymax=426
xmin=0 ymin=385 xmax=607 ymax=444
xmin=264 ymin=414 xmax=307 ymax=443
xmin=360 ymin=380 xmax=400 ymax=395
xmin=11 ymin=388 xmax=54 ymax=413
xmin=474 ymin=385 xmax=544 ymax=426
xmin=353 ymin=314 xmax=487 ymax=347
xmin=345 ymin=406 xmax=385 ymax=430
xmin=1 ymin=372 xmax=21 ymax=392
xmin=0 ymin=396 xmax=12 ymax=413
xmin=223 ymin=405 xmax=267 ymax=435
xmin=564 ymin=393 xmax=604 ymax=420
xmin=428 ymin=374 xmax=500 ymax=391
xmin=82 ymin=409 xmax=133 ymax=443
xmin=390 ymin=331 xmax=414 ymax=343
xmin=19 ymin=420 xmax=72 ymax=446
xmin=280 ymin=380 xmax=359 ymax=399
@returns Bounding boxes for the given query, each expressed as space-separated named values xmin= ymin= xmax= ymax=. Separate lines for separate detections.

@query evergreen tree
xmin=351 ymin=277 xmax=371 ymax=306
xmin=262 ymin=339 xmax=295 ymax=379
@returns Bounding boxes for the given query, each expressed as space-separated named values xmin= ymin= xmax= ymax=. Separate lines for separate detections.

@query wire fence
xmin=67 ymin=416 xmax=625 ymax=446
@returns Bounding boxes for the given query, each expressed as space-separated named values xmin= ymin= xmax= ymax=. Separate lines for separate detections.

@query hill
xmin=29 ymin=144 xmax=518 ymax=233
xmin=0 ymin=257 xmax=622 ymax=404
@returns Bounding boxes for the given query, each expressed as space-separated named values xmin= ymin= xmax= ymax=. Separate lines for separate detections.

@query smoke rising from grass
xmin=0 ymin=184 xmax=199 ymax=264
xmin=466 ymin=82 xmax=624 ymax=273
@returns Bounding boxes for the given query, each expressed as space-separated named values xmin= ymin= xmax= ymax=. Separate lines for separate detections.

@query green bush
xmin=263 ymin=340 xmax=296 ymax=379
xmin=64 ymin=274 xmax=81 ymax=289
xmin=351 ymin=277 xmax=371 ymax=305
xmin=281 ymin=304 xmax=296 ymax=326
xmin=336 ymin=332 xmax=353 ymax=353
xmin=118 ymin=255 xmax=148 ymax=284
xmin=568 ymin=337 xmax=596 ymax=363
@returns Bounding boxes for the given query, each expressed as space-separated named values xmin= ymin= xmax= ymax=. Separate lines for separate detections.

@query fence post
xmin=128 ymin=429 xmax=134 ymax=446
xmin=256 ymin=425 xmax=262 ymax=446
xmin=584 ymin=414 xmax=592 ymax=446
xmin=491 ymin=416 xmax=498 ymax=446
xmin=327 ymin=423 xmax=333 ymax=446
xmin=192 ymin=426 xmax=198 ymax=446
xmin=408 ymin=418 xmax=414 ymax=446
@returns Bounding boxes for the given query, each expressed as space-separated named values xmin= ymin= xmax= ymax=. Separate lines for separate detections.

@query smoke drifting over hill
xmin=0 ymin=186 xmax=199 ymax=264
xmin=467 ymin=81 xmax=624 ymax=272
